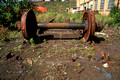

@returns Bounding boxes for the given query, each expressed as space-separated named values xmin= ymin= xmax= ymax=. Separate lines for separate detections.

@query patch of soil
xmin=0 ymin=28 xmax=120 ymax=80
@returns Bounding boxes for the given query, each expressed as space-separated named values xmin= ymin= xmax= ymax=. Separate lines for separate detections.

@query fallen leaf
xmin=27 ymin=58 xmax=32 ymax=66
xmin=78 ymin=63 xmax=80 ymax=66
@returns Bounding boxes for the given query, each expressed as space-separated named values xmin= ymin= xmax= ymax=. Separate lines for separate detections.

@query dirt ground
xmin=0 ymin=25 xmax=120 ymax=80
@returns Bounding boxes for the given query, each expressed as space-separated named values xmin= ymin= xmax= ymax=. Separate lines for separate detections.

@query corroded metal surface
xmin=20 ymin=9 xmax=103 ymax=42
xmin=90 ymin=11 xmax=96 ymax=37
xmin=21 ymin=9 xmax=37 ymax=40
xmin=82 ymin=11 xmax=91 ymax=42
xmin=95 ymin=21 xmax=104 ymax=32
xmin=37 ymin=23 xmax=85 ymax=29
xmin=21 ymin=11 xmax=28 ymax=39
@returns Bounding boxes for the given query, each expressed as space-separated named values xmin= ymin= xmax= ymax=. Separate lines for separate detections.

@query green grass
xmin=35 ymin=1 xmax=76 ymax=10
xmin=35 ymin=2 xmax=83 ymax=23
xmin=36 ymin=11 xmax=83 ymax=23
xmin=95 ymin=13 xmax=113 ymax=24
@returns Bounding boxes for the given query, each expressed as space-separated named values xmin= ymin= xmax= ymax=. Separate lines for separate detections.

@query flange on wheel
xmin=82 ymin=11 xmax=96 ymax=42
xmin=21 ymin=9 xmax=37 ymax=40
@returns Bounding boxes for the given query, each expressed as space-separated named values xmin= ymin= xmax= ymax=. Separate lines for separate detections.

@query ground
xmin=0 ymin=25 xmax=120 ymax=80
xmin=0 ymin=2 xmax=120 ymax=80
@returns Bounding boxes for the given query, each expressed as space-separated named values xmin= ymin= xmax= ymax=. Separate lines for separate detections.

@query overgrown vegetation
xmin=0 ymin=1 xmax=36 ymax=28
xmin=109 ymin=5 xmax=120 ymax=24
xmin=0 ymin=1 xmax=120 ymax=42
xmin=35 ymin=1 xmax=82 ymax=23
xmin=95 ymin=5 xmax=120 ymax=26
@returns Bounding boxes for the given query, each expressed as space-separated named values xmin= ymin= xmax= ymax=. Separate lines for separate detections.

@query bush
xmin=0 ymin=1 xmax=36 ymax=28
xmin=109 ymin=5 xmax=120 ymax=24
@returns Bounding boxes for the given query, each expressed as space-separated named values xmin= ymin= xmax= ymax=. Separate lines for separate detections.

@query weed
xmin=43 ymin=39 xmax=47 ymax=43
xmin=30 ymin=38 xmax=35 ymax=46
xmin=87 ymin=52 xmax=95 ymax=57
xmin=87 ymin=47 xmax=94 ymax=51
xmin=0 ymin=26 xmax=9 ymax=41
xmin=37 ymin=51 xmax=41 ymax=55
xmin=72 ymin=39 xmax=76 ymax=43
xmin=18 ymin=45 xmax=22 ymax=52
xmin=72 ymin=54 xmax=77 ymax=57
xmin=0 ymin=48 xmax=2 ymax=51
xmin=50 ymin=48 xmax=54 ymax=51
xmin=64 ymin=53 xmax=67 ymax=56
xmin=13 ymin=47 xmax=17 ymax=51
xmin=67 ymin=49 xmax=74 ymax=54
xmin=104 ymin=36 xmax=111 ymax=42
xmin=79 ymin=48 xmax=83 ymax=50
xmin=13 ymin=45 xmax=22 ymax=52
xmin=87 ymin=52 xmax=91 ymax=56
xmin=32 ymin=57 xmax=39 ymax=62
xmin=92 ymin=53 xmax=95 ymax=56
xmin=8 ymin=31 xmax=21 ymax=39
xmin=81 ymin=38 xmax=85 ymax=43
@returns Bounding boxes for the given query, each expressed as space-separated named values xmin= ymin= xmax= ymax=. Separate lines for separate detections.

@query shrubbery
xmin=0 ymin=1 xmax=36 ymax=28
xmin=109 ymin=5 xmax=120 ymax=24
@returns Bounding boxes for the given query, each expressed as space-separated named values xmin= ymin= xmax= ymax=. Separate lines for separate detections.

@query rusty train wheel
xmin=82 ymin=11 xmax=91 ymax=42
xmin=21 ymin=10 xmax=37 ymax=40
xmin=90 ymin=11 xmax=96 ymax=37
xmin=82 ymin=11 xmax=96 ymax=42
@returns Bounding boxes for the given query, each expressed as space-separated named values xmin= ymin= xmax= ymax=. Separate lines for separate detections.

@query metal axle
xmin=37 ymin=23 xmax=86 ymax=29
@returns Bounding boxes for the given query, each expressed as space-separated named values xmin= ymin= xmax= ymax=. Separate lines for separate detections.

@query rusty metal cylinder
xmin=37 ymin=23 xmax=86 ymax=29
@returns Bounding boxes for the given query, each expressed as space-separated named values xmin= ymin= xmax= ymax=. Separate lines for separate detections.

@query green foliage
xmin=43 ymin=39 xmax=47 ymax=43
xmin=13 ymin=44 xmax=22 ymax=52
xmin=36 ymin=2 xmax=82 ymax=23
xmin=30 ymin=38 xmax=35 ymax=46
xmin=95 ymin=6 xmax=120 ymax=26
xmin=36 ymin=1 xmax=76 ymax=11
xmin=111 ymin=11 xmax=120 ymax=24
xmin=72 ymin=39 xmax=76 ymax=43
xmin=17 ymin=45 xmax=22 ymax=52
xmin=87 ymin=53 xmax=95 ymax=57
xmin=37 ymin=51 xmax=41 ymax=55
xmin=0 ymin=26 xmax=9 ymax=40
xmin=109 ymin=5 xmax=118 ymax=17
xmin=87 ymin=47 xmax=94 ymax=51
xmin=0 ymin=1 xmax=35 ymax=27
xmin=109 ymin=5 xmax=120 ymax=24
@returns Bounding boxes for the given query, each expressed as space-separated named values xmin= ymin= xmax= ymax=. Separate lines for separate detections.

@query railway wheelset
xmin=19 ymin=9 xmax=103 ymax=42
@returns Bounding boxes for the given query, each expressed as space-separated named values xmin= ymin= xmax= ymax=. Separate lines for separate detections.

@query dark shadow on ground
xmin=35 ymin=35 xmax=105 ymax=44
xmin=35 ymin=35 xmax=82 ymax=44
xmin=92 ymin=36 xmax=105 ymax=43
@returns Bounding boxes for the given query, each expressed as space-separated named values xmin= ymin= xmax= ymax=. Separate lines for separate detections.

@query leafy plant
xmin=87 ymin=53 xmax=95 ymax=57
xmin=0 ymin=1 xmax=36 ymax=27
xmin=30 ymin=38 xmax=35 ymax=46
xmin=109 ymin=5 xmax=120 ymax=25
xmin=18 ymin=45 xmax=22 ymax=52
xmin=87 ymin=47 xmax=94 ymax=51
xmin=64 ymin=53 xmax=67 ymax=56
xmin=43 ymin=39 xmax=47 ymax=43
xmin=13 ymin=45 xmax=22 ymax=52
xmin=72 ymin=39 xmax=76 ymax=43
xmin=37 ymin=51 xmax=41 ymax=55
